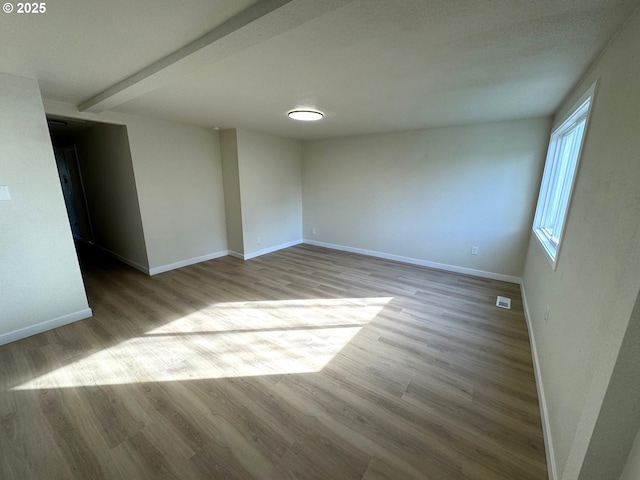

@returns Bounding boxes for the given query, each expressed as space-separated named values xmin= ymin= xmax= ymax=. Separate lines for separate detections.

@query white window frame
xmin=532 ymin=82 xmax=597 ymax=270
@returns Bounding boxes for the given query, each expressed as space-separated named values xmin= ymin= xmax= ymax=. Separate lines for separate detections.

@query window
xmin=533 ymin=83 xmax=596 ymax=269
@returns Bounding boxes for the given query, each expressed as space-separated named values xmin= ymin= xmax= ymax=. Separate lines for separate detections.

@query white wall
xmin=44 ymin=102 xmax=229 ymax=275
xmin=302 ymin=118 xmax=551 ymax=280
xmin=236 ymin=129 xmax=303 ymax=258
xmin=220 ymin=129 xmax=244 ymax=256
xmin=0 ymin=74 xmax=91 ymax=345
xmin=521 ymin=8 xmax=640 ymax=480
xmin=125 ymin=117 xmax=228 ymax=272
xmin=75 ymin=123 xmax=148 ymax=271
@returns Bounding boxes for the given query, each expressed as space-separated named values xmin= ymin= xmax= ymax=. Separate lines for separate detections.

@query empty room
xmin=1 ymin=1 xmax=640 ymax=479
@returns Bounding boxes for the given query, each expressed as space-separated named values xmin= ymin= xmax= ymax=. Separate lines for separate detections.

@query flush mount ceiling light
xmin=287 ymin=109 xmax=324 ymax=121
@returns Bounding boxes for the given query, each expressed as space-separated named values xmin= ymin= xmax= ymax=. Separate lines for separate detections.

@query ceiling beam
xmin=78 ymin=0 xmax=301 ymax=113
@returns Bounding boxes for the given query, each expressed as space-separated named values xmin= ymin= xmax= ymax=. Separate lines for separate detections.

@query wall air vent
xmin=496 ymin=296 xmax=511 ymax=309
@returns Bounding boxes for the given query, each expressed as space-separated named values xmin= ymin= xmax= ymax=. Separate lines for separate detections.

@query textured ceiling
xmin=0 ymin=0 xmax=260 ymax=102
xmin=2 ymin=0 xmax=639 ymax=139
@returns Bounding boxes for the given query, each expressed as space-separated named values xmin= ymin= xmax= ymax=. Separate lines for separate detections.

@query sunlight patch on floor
xmin=14 ymin=297 xmax=392 ymax=390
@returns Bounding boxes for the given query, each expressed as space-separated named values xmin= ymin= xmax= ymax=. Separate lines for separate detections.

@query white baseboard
xmin=303 ymin=239 xmax=521 ymax=284
xmin=149 ymin=250 xmax=229 ymax=275
xmin=0 ymin=308 xmax=93 ymax=347
xmin=228 ymin=250 xmax=244 ymax=260
xmin=95 ymin=245 xmax=150 ymax=275
xmin=521 ymin=283 xmax=557 ymax=480
xmin=243 ymin=239 xmax=303 ymax=261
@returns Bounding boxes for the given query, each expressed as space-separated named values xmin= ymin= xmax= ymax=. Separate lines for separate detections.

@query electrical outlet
xmin=544 ymin=305 xmax=550 ymax=322
xmin=471 ymin=246 xmax=479 ymax=255
xmin=0 ymin=185 xmax=10 ymax=201
xmin=311 ymin=227 xmax=317 ymax=236
xmin=257 ymin=236 xmax=261 ymax=245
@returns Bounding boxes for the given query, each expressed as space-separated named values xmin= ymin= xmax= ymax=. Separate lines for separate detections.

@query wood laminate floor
xmin=0 ymin=244 xmax=547 ymax=479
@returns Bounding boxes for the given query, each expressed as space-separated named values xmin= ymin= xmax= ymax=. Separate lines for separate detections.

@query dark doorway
xmin=49 ymin=117 xmax=97 ymax=244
